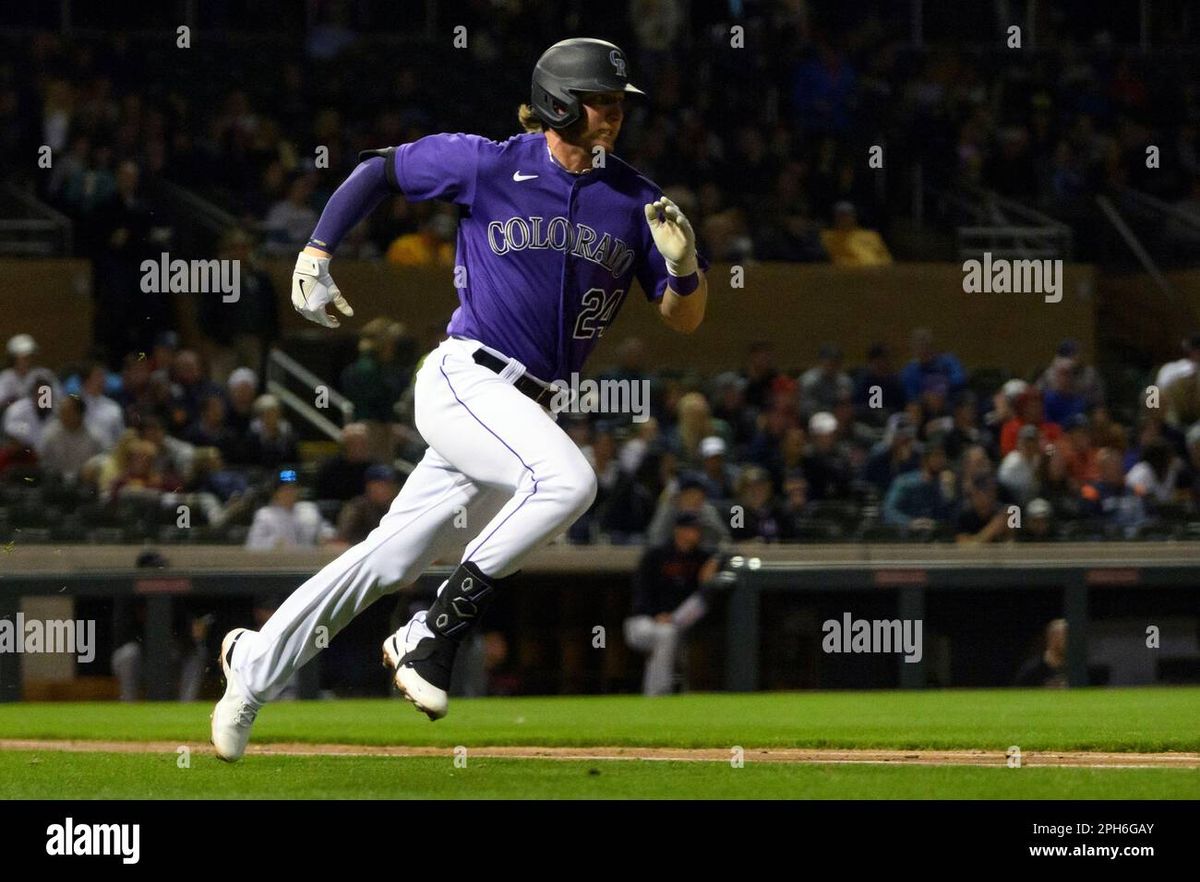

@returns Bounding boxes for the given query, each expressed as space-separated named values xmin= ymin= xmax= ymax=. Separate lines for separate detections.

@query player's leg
xmin=416 ymin=340 xmax=598 ymax=578
xmin=623 ymin=615 xmax=679 ymax=696
xmin=235 ymin=445 xmax=489 ymax=702
xmin=212 ymin=445 xmax=490 ymax=760
xmin=385 ymin=339 xmax=598 ymax=716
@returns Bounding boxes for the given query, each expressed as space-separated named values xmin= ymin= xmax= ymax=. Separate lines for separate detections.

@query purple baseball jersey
xmin=382 ymin=132 xmax=708 ymax=382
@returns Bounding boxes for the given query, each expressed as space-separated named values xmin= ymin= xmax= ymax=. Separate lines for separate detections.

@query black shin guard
xmin=427 ymin=561 xmax=503 ymax=641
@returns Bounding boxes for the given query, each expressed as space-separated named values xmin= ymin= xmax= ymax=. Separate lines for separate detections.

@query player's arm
xmin=292 ymin=134 xmax=484 ymax=327
xmin=290 ymin=155 xmax=394 ymax=327
xmin=660 ymin=271 xmax=707 ymax=334
xmin=644 ymin=197 xmax=706 ymax=334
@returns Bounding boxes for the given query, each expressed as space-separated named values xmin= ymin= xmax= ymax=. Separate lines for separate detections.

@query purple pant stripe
xmin=438 ymin=354 xmax=539 ymax=565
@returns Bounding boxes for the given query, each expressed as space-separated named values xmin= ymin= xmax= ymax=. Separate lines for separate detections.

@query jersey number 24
xmin=573 ymin=287 xmax=626 ymax=340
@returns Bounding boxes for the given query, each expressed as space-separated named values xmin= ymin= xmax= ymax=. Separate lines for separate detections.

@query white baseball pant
xmin=236 ymin=336 xmax=598 ymax=703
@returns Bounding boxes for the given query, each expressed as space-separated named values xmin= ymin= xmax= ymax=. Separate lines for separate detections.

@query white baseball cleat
xmin=382 ymin=611 xmax=458 ymax=721
xmin=211 ymin=628 xmax=262 ymax=763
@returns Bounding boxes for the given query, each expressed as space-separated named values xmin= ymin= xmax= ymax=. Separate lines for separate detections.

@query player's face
xmin=576 ymin=91 xmax=625 ymax=152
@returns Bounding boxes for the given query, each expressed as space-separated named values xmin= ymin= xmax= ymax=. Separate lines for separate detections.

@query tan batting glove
xmin=644 ymin=196 xmax=698 ymax=277
xmin=291 ymin=252 xmax=354 ymax=328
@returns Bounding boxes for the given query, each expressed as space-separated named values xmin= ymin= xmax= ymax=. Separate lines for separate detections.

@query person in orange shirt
xmin=1055 ymin=412 xmax=1100 ymax=485
xmin=999 ymin=388 xmax=1062 ymax=456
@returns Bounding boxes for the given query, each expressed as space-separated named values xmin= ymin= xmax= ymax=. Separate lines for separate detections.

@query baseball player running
xmin=212 ymin=37 xmax=709 ymax=761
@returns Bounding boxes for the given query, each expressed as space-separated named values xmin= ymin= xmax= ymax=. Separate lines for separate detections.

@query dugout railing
xmin=3 ymin=543 xmax=1200 ymax=700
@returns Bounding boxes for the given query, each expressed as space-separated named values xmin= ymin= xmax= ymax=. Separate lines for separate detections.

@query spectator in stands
xmin=113 ymin=351 xmax=154 ymax=426
xmin=624 ymin=511 xmax=722 ymax=696
xmin=1163 ymin=360 xmax=1200 ymax=429
xmin=245 ymin=469 xmax=335 ymax=550
xmin=77 ymin=360 xmax=125 ymax=449
xmin=1 ymin=369 xmax=57 ymax=451
xmin=802 ymin=411 xmax=852 ymax=501
xmin=1086 ymin=403 xmax=1128 ymax=452
xmin=941 ymin=390 xmax=985 ymax=461
xmin=224 ymin=367 xmax=259 ymax=439
xmin=741 ymin=341 xmax=779 ymax=412
xmin=184 ymin=393 xmax=237 ymax=458
xmin=91 ymin=160 xmax=166 ymax=362
xmin=791 ymin=43 xmax=857 ymax=137
xmin=999 ymin=388 xmax=1062 ymax=457
xmin=1125 ymin=437 xmax=1183 ymax=506
xmin=882 ymin=438 xmax=955 ymax=531
xmin=1014 ymin=618 xmax=1068 ymax=688
xmin=571 ymin=421 xmax=626 ymax=543
xmin=798 ymin=343 xmax=853 ymax=419
xmin=729 ymin=465 xmax=787 ymax=542
xmin=385 ymin=205 xmax=457 ymax=266
xmin=955 ymin=474 xmax=1011 ymax=544
xmin=697 ymin=435 xmax=738 ymax=501
xmin=315 ymin=422 xmax=375 ymax=503
xmin=865 ymin=413 xmax=920 ymax=494
xmin=998 ymin=424 xmax=1044 ymax=506
xmin=1079 ymin=447 xmax=1147 ymax=533
xmin=166 ymin=350 xmax=221 ymax=434
xmin=591 ymin=427 xmax=657 ymax=544
xmin=149 ymin=331 xmax=181 ymax=382
xmin=910 ymin=375 xmax=955 ymax=442
xmin=983 ymin=379 xmax=1025 ymax=458
xmin=819 ymin=201 xmax=893 ymax=266
xmin=185 ymin=446 xmax=250 ymax=525
xmin=263 ymin=174 xmax=318 ymax=256
xmin=36 ymin=394 xmax=104 ymax=481
xmin=1056 ymin=413 xmax=1100 ymax=485
xmin=667 ymin=391 xmax=732 ymax=469
xmin=196 ymin=227 xmax=280 ymax=383
xmin=901 ymin=328 xmax=966 ymax=404
xmin=852 ymin=342 xmax=904 ymax=429
xmin=1037 ymin=442 xmax=1082 ymax=520
xmin=1153 ymin=333 xmax=1200 ymax=392
xmin=133 ymin=413 xmax=191 ymax=489
xmin=340 ymin=317 xmax=410 ymax=461
xmin=830 ymin=388 xmax=873 ymax=466
xmin=108 ymin=438 xmax=167 ymax=498
xmin=247 ymin=393 xmax=298 ymax=468
xmin=729 ymin=465 xmax=787 ymax=543
xmin=1038 ymin=339 xmax=1104 ymax=424
xmin=336 ymin=464 xmax=401 ymax=544
xmin=746 ymin=406 xmax=798 ymax=488
xmin=0 ymin=334 xmax=59 ymax=412
xmin=780 ymin=469 xmax=816 ymax=531
xmin=647 ymin=471 xmax=730 ymax=549
xmin=1123 ymin=410 xmax=1185 ymax=473
xmin=709 ymin=371 xmax=757 ymax=451
xmin=1017 ymin=497 xmax=1061 ymax=542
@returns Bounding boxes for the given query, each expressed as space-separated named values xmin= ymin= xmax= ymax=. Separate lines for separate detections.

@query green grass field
xmin=1 ymin=688 xmax=1197 ymax=798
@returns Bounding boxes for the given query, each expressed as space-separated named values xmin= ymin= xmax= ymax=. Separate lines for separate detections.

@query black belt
xmin=472 ymin=348 xmax=559 ymax=406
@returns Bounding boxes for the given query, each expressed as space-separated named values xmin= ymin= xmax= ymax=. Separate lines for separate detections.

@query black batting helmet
xmin=530 ymin=38 xmax=645 ymax=129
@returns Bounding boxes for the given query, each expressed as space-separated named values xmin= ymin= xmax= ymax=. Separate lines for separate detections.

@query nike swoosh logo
xmin=513 ymin=171 xmax=538 ymax=181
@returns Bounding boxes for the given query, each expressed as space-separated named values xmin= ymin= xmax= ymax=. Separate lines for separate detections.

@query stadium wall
xmin=8 ymin=260 xmax=1112 ymax=376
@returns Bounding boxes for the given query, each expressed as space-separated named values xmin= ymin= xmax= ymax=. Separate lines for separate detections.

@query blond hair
xmin=517 ymin=104 xmax=545 ymax=133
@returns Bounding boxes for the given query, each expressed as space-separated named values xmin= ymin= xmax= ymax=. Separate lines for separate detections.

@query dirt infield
xmin=2 ymin=739 xmax=1198 ymax=768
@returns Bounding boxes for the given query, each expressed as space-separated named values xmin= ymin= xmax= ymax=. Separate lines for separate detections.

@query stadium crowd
xmin=4 ymin=323 xmax=1200 ymax=550
xmin=2 ymin=2 xmax=1198 ymax=276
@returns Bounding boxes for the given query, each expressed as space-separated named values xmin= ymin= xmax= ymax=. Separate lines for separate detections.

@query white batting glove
xmin=291 ymin=252 xmax=354 ymax=328
xmin=644 ymin=196 xmax=698 ymax=277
